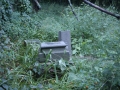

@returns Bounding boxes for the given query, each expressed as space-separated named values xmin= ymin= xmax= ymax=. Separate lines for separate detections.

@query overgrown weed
xmin=0 ymin=3 xmax=120 ymax=90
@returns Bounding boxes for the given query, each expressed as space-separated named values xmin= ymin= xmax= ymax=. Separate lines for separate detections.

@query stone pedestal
xmin=38 ymin=41 xmax=70 ymax=62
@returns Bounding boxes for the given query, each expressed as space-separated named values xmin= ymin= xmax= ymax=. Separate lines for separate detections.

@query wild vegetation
xmin=0 ymin=0 xmax=120 ymax=90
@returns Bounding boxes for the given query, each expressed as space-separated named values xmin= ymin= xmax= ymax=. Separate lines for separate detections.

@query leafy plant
xmin=14 ymin=0 xmax=32 ymax=14
xmin=0 ymin=1 xmax=120 ymax=90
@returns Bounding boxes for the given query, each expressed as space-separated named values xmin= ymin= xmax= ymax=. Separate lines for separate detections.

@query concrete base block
xmin=37 ymin=51 xmax=70 ymax=63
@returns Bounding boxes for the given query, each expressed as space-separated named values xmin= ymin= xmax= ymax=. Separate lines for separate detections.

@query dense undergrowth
xmin=0 ymin=2 xmax=120 ymax=90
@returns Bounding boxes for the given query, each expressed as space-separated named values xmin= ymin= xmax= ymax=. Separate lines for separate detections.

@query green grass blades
xmin=0 ymin=3 xmax=120 ymax=90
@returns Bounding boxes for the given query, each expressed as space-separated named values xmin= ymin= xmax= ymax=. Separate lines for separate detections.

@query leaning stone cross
xmin=24 ymin=30 xmax=72 ymax=63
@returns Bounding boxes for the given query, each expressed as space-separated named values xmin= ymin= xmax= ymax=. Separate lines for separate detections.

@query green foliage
xmin=0 ymin=2 xmax=120 ymax=90
xmin=0 ymin=42 xmax=40 ymax=90
xmin=14 ymin=0 xmax=32 ymax=14
xmin=0 ymin=0 xmax=13 ymax=21
xmin=102 ymin=62 xmax=120 ymax=90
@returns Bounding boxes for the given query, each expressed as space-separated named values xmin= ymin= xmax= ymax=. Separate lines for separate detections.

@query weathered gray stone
xmin=40 ymin=41 xmax=67 ymax=53
xmin=41 ymin=41 xmax=67 ymax=49
xmin=58 ymin=31 xmax=72 ymax=55
xmin=38 ymin=51 xmax=70 ymax=62
xmin=38 ymin=41 xmax=70 ymax=62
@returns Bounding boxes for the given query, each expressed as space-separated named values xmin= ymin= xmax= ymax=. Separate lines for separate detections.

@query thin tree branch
xmin=98 ymin=80 xmax=108 ymax=90
xmin=34 ymin=0 xmax=41 ymax=10
xmin=83 ymin=0 xmax=120 ymax=20
xmin=68 ymin=0 xmax=79 ymax=21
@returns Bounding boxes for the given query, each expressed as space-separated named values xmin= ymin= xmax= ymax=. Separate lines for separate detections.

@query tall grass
xmin=0 ymin=3 xmax=120 ymax=90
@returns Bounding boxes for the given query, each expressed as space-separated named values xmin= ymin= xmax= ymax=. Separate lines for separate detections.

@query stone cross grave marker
xmin=58 ymin=31 xmax=72 ymax=55
xmin=38 ymin=41 xmax=70 ymax=62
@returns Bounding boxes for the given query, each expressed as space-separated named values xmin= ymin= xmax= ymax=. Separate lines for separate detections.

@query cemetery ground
xmin=0 ymin=3 xmax=120 ymax=90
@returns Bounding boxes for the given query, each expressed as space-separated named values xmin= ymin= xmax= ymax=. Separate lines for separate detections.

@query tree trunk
xmin=83 ymin=0 xmax=120 ymax=20
xmin=30 ymin=0 xmax=41 ymax=12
